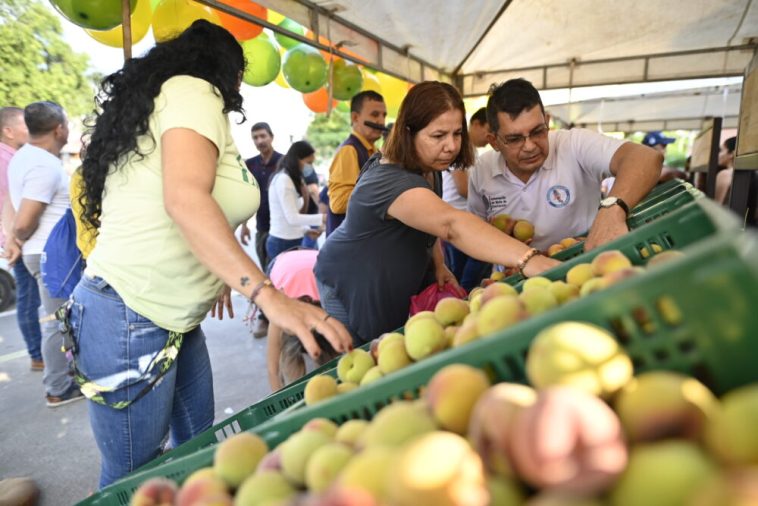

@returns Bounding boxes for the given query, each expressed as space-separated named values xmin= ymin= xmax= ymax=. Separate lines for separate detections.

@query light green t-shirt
xmin=86 ymin=76 xmax=260 ymax=333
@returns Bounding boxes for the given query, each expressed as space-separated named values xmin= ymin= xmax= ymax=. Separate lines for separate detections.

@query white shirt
xmin=442 ymin=169 xmax=467 ymax=211
xmin=268 ymin=171 xmax=322 ymax=240
xmin=468 ymin=129 xmax=624 ymax=250
xmin=7 ymin=144 xmax=69 ymax=255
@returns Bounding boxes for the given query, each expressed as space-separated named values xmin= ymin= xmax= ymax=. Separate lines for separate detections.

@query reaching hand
xmin=1 ymin=237 xmax=22 ymax=267
xmin=239 ymin=223 xmax=251 ymax=246
xmin=210 ymin=285 xmax=234 ymax=320
xmin=585 ymin=207 xmax=628 ymax=251
xmin=255 ymin=287 xmax=353 ymax=360
xmin=435 ymin=263 xmax=460 ymax=289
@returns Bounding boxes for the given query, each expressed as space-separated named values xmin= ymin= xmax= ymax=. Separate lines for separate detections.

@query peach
xmin=336 ymin=446 xmax=396 ymax=501
xmin=560 ymin=237 xmax=579 ymax=249
xmin=305 ymin=443 xmax=354 ymax=492
xmin=404 ymin=317 xmax=447 ymax=361
xmin=547 ymin=244 xmax=565 ymax=257
xmin=602 ymin=267 xmax=641 ymax=287
xmin=491 ymin=214 xmax=514 ymax=233
xmin=376 ymin=332 xmax=404 ymax=355
xmin=526 ymin=322 xmax=633 ymax=398
xmin=359 ymin=366 xmax=384 ymax=386
xmin=609 ymin=440 xmax=716 ymax=506
xmin=452 ymin=317 xmax=481 ymax=347
xmin=469 ymin=383 xmax=537 ymax=478
xmin=689 ymin=467 xmax=758 ymax=506
xmin=468 ymin=287 xmax=484 ymax=301
xmin=303 ymin=418 xmax=339 ymax=438
xmin=181 ymin=468 xmax=219 ymax=489
xmin=548 ymin=281 xmax=579 ymax=305
xmin=335 ymin=419 xmax=370 ymax=447
xmin=234 ymin=470 xmax=295 ymax=506
xmin=337 ymin=382 xmax=359 ymax=394
xmin=526 ymin=492 xmax=604 ymax=506
xmin=480 ymin=282 xmax=518 ymax=306
xmin=490 ymin=271 xmax=506 ymax=281
xmin=358 ymin=401 xmax=436 ymax=448
xmin=389 ymin=431 xmax=488 ymax=506
xmin=213 ymin=432 xmax=268 ymax=489
xmin=565 ymin=263 xmax=594 ymax=288
xmin=280 ymin=429 xmax=332 ymax=486
xmin=614 ymin=371 xmax=718 ymax=443
xmin=337 ymin=349 xmax=376 ymax=384
xmin=513 ymin=220 xmax=535 ymax=242
xmin=377 ymin=338 xmax=412 ymax=374
xmin=522 ymin=276 xmax=552 ymax=292
xmin=425 ymin=364 xmax=491 ymax=434
xmin=304 ymin=374 xmax=338 ymax=406
xmin=590 ymin=250 xmax=632 ymax=276
xmin=705 ymin=383 xmax=758 ymax=466
xmin=511 ymin=387 xmax=628 ymax=495
xmin=518 ymin=287 xmax=559 ymax=316
xmin=579 ymin=277 xmax=608 ymax=297
xmin=256 ymin=447 xmax=282 ymax=473
xmin=130 ymin=477 xmax=178 ymax=506
xmin=476 ymin=295 xmax=525 ymax=337
xmin=175 ymin=475 xmax=228 ymax=506
xmin=434 ymin=297 xmax=470 ymax=326
xmin=405 ymin=311 xmax=436 ymax=330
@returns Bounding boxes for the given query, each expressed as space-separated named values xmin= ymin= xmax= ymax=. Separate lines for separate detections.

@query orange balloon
xmin=214 ymin=0 xmax=266 ymax=41
xmin=303 ymin=87 xmax=338 ymax=114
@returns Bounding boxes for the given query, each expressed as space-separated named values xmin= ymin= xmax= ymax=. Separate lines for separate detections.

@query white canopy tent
xmin=202 ymin=0 xmax=757 ymax=126
xmin=546 ymin=83 xmax=742 ymax=133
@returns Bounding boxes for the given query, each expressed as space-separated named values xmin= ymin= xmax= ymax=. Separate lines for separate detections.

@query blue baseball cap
xmin=642 ymin=131 xmax=675 ymax=147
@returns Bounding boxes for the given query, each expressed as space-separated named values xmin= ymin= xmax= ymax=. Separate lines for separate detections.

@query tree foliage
xmin=306 ymin=110 xmax=352 ymax=165
xmin=0 ymin=0 xmax=97 ymax=116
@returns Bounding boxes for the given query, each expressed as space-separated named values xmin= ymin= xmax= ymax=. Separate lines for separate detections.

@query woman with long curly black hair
xmin=72 ymin=20 xmax=351 ymax=487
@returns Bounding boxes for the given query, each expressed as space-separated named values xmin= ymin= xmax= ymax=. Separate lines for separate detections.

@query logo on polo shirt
xmin=482 ymin=194 xmax=508 ymax=212
xmin=546 ymin=185 xmax=571 ymax=208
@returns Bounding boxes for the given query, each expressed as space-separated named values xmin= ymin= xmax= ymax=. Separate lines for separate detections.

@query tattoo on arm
xmin=240 ymin=276 xmax=250 ymax=287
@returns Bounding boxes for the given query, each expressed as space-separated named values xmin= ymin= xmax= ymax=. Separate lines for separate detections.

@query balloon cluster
xmin=50 ymin=0 xmax=411 ymax=115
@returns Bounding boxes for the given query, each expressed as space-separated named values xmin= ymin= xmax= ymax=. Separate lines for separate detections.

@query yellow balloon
xmin=267 ymin=9 xmax=285 ymax=26
xmin=361 ymin=70 xmax=382 ymax=93
xmin=152 ymin=0 xmax=220 ymax=43
xmin=376 ymin=72 xmax=408 ymax=118
xmin=85 ymin=0 xmax=152 ymax=48
xmin=272 ymin=47 xmax=289 ymax=88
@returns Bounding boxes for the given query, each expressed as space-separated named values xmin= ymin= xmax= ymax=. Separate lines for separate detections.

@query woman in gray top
xmin=315 ymin=82 xmax=559 ymax=345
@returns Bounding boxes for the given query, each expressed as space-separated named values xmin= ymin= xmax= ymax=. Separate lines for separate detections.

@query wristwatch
xmin=599 ymin=196 xmax=630 ymax=217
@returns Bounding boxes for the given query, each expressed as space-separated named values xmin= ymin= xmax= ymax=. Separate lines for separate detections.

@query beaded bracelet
xmin=517 ymin=247 xmax=540 ymax=276
xmin=249 ymin=279 xmax=273 ymax=305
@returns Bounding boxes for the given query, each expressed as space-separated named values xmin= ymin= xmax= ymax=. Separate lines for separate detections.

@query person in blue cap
xmin=604 ymin=131 xmax=677 ymax=193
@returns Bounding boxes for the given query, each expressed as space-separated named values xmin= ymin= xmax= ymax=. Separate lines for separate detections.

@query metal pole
xmin=121 ymin=0 xmax=133 ymax=60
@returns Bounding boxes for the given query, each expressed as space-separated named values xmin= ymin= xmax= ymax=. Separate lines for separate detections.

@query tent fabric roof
xmin=246 ymin=0 xmax=757 ymax=94
xmin=545 ymin=84 xmax=742 ymax=132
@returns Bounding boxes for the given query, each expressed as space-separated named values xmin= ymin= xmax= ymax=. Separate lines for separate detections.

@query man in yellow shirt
xmin=326 ymin=90 xmax=386 ymax=235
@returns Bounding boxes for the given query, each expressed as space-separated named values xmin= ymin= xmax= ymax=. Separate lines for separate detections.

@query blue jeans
xmin=266 ymin=235 xmax=303 ymax=265
xmin=70 ymin=275 xmax=214 ymax=488
xmin=13 ymin=260 xmax=42 ymax=361
xmin=442 ymin=242 xmax=491 ymax=292
xmin=315 ymin=278 xmax=362 ymax=346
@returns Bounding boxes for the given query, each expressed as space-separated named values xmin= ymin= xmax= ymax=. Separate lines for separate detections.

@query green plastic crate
xmin=505 ymin=195 xmax=719 ymax=286
xmin=135 ymin=198 xmax=734 ymax=473
xmin=637 ymin=178 xmax=686 ymax=202
xmin=79 ymin=226 xmax=758 ymax=505
xmin=134 ymin=339 xmax=372 ymax=473
xmin=552 ymin=186 xmax=703 ymax=262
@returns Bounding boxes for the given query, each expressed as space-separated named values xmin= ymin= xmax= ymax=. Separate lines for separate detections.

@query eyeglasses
xmin=496 ymin=123 xmax=549 ymax=149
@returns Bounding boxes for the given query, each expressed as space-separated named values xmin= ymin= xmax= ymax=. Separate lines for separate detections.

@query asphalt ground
xmin=0 ymin=232 xmax=276 ymax=505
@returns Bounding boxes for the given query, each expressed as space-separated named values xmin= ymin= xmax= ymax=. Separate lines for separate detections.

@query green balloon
xmin=331 ymin=59 xmax=364 ymax=101
xmin=242 ymin=36 xmax=281 ymax=87
xmin=274 ymin=18 xmax=305 ymax=50
xmin=282 ymin=44 xmax=327 ymax=93
xmin=336 ymin=101 xmax=350 ymax=113
xmin=51 ymin=0 xmax=138 ymax=30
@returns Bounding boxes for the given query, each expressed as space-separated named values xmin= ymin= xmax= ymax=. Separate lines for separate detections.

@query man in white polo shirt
xmin=7 ymin=101 xmax=82 ymax=407
xmin=469 ymin=79 xmax=662 ymax=252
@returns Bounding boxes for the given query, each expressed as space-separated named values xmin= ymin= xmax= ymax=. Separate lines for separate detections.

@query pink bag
xmin=409 ymin=282 xmax=468 ymax=316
